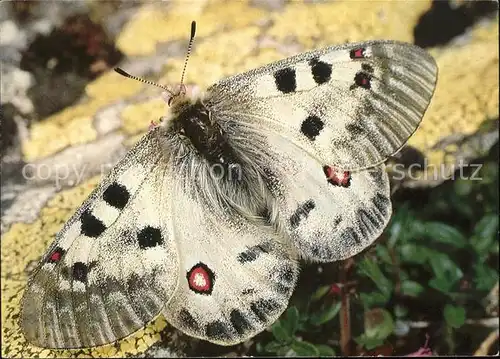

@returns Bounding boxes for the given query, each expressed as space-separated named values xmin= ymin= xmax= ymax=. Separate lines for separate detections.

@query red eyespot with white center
xmin=186 ymin=262 xmax=215 ymax=295
xmin=323 ymin=165 xmax=351 ymax=187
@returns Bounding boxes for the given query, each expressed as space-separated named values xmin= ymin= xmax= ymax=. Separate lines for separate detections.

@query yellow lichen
xmin=116 ymin=0 xmax=264 ymax=57
xmin=85 ymin=71 xmax=143 ymax=102
xmin=268 ymin=0 xmax=432 ymax=49
xmin=471 ymin=16 xmax=498 ymax=42
xmin=161 ymin=26 xmax=262 ymax=88
xmin=22 ymin=103 xmax=99 ymax=161
xmin=120 ymin=98 xmax=166 ymax=135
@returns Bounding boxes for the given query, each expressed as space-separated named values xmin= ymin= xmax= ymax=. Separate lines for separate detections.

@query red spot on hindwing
xmin=323 ymin=166 xmax=351 ymax=187
xmin=187 ymin=262 xmax=215 ymax=295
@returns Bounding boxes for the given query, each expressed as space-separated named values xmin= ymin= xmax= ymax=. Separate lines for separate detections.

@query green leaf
xmin=429 ymin=276 xmax=453 ymax=293
xmin=284 ymin=306 xmax=300 ymax=336
xmin=310 ymin=285 xmax=331 ymax=302
xmin=310 ymin=302 xmax=341 ymax=326
xmin=428 ymin=253 xmax=463 ymax=285
xmin=364 ymin=308 xmax=395 ymax=340
xmin=264 ymin=341 xmax=284 ymax=353
xmin=471 ymin=214 xmax=499 ymax=256
xmin=360 ymin=291 xmax=390 ymax=308
xmin=394 ymin=304 xmax=409 ymax=318
xmin=376 ymin=245 xmax=393 ymax=265
xmin=473 ymin=263 xmax=498 ymax=291
xmin=401 ymin=280 xmax=425 ymax=297
xmin=291 ymin=340 xmax=320 ymax=356
xmin=387 ymin=221 xmax=402 ymax=248
xmin=399 ymin=243 xmax=432 ymax=265
xmin=316 ymin=344 xmax=336 ymax=357
xmin=448 ymin=194 xmax=475 ymax=219
xmin=271 ymin=321 xmax=291 ymax=344
xmin=444 ymin=304 xmax=466 ymax=328
xmin=354 ymin=334 xmax=385 ymax=350
xmin=357 ymin=258 xmax=393 ymax=297
xmin=423 ymin=222 xmax=467 ymax=248
xmin=453 ymin=178 xmax=473 ymax=196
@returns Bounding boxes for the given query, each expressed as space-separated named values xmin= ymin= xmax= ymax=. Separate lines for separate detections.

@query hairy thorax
xmin=159 ymin=97 xmax=274 ymax=223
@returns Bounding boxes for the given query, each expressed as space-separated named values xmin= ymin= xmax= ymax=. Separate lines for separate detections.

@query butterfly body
xmin=21 ymin=40 xmax=437 ymax=348
xmin=169 ymin=98 xmax=234 ymax=166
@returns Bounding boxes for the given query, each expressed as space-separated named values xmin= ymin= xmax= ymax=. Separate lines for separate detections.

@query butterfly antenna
xmin=114 ymin=67 xmax=174 ymax=96
xmin=179 ymin=21 xmax=196 ymax=90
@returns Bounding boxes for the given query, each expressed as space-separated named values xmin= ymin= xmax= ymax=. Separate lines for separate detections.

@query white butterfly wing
xmin=208 ymin=41 xmax=438 ymax=171
xmin=263 ymin=132 xmax=391 ymax=261
xmin=21 ymin=132 xmax=179 ymax=348
xmin=161 ymin=160 xmax=299 ymax=345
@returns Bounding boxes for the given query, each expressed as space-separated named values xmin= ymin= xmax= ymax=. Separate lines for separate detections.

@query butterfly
xmin=20 ymin=21 xmax=437 ymax=348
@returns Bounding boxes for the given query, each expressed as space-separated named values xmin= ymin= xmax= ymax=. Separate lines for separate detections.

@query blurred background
xmin=1 ymin=0 xmax=498 ymax=357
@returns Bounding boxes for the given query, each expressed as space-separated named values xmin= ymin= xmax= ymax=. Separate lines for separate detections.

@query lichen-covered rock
xmin=1 ymin=0 xmax=498 ymax=357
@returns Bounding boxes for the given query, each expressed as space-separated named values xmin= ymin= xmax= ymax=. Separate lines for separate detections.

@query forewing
xmin=208 ymin=41 xmax=437 ymax=170
xmin=162 ymin=166 xmax=299 ymax=346
xmin=21 ymin=131 xmax=179 ymax=349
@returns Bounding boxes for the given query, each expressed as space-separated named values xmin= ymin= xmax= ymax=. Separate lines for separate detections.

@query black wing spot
xmin=80 ymin=210 xmax=106 ymax=238
xmin=289 ymin=200 xmax=316 ymax=229
xmin=308 ymin=243 xmax=333 ymax=261
xmin=230 ymin=309 xmax=253 ymax=335
xmin=273 ymin=265 xmax=295 ymax=295
xmin=352 ymin=72 xmax=372 ymax=90
xmin=373 ymin=193 xmax=390 ymax=217
xmin=361 ymin=63 xmax=374 ymax=73
xmin=72 ymin=262 xmax=88 ymax=282
xmin=357 ymin=208 xmax=379 ymax=228
xmin=309 ymin=58 xmax=332 ymax=85
xmin=346 ymin=122 xmax=366 ymax=139
xmin=274 ymin=67 xmax=296 ymax=93
xmin=237 ymin=242 xmax=273 ymax=264
xmin=137 ymin=226 xmax=163 ymax=249
xmin=301 ymin=115 xmax=324 ymax=141
xmin=206 ymin=320 xmax=232 ymax=341
xmin=103 ymin=182 xmax=130 ymax=209
xmin=345 ymin=227 xmax=362 ymax=244
xmin=179 ymin=308 xmax=199 ymax=331
xmin=250 ymin=299 xmax=280 ymax=322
